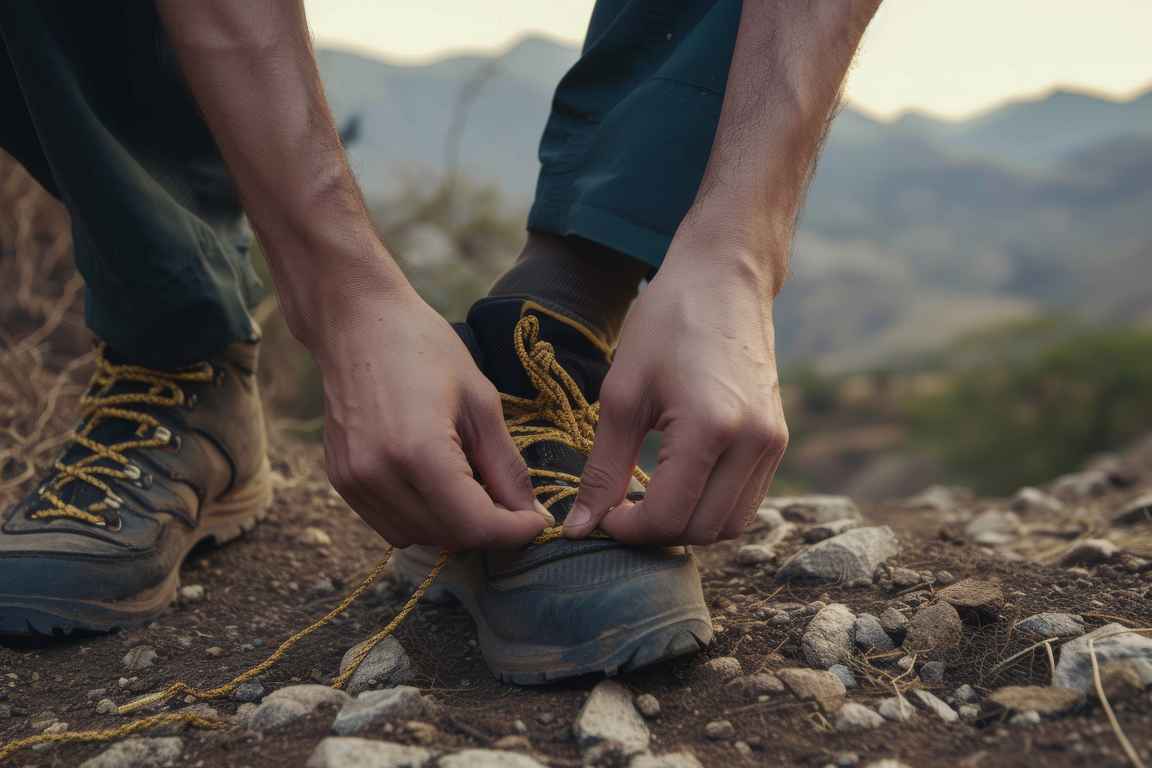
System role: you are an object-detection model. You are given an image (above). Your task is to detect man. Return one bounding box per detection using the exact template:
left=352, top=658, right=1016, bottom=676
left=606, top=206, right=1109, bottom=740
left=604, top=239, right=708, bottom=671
left=0, top=1, right=878, bottom=682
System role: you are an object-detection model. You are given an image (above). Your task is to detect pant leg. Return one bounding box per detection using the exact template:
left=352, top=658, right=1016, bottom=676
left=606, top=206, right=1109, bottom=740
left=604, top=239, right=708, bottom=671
left=0, top=2, right=260, bottom=368
left=527, top=0, right=741, bottom=270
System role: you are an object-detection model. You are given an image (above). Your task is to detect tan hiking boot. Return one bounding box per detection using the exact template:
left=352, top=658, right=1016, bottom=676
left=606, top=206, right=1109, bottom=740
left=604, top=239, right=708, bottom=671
left=0, top=339, right=271, bottom=635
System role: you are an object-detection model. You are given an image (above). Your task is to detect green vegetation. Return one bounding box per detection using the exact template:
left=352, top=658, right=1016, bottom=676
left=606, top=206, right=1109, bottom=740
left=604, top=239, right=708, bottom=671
left=907, top=325, right=1152, bottom=493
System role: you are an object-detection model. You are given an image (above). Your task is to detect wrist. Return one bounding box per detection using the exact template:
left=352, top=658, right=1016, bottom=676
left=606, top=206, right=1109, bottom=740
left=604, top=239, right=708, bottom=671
left=266, top=228, right=414, bottom=353
left=667, top=205, right=791, bottom=300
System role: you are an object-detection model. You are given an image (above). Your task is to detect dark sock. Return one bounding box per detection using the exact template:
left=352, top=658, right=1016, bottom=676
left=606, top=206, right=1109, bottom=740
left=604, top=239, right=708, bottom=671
left=488, top=232, right=649, bottom=342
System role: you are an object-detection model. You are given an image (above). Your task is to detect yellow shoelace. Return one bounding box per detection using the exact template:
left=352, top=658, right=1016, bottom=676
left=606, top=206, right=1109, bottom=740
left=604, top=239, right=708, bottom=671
left=31, top=352, right=214, bottom=526
left=0, top=312, right=642, bottom=762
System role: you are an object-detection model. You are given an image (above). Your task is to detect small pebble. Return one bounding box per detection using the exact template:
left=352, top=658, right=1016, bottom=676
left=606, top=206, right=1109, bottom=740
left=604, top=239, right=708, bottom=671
left=705, top=720, right=735, bottom=740
left=635, top=693, right=661, bottom=718
left=179, top=584, right=206, bottom=602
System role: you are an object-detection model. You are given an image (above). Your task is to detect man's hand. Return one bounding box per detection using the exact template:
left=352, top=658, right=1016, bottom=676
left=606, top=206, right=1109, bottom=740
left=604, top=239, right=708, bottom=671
left=315, top=279, right=551, bottom=551
left=566, top=230, right=788, bottom=545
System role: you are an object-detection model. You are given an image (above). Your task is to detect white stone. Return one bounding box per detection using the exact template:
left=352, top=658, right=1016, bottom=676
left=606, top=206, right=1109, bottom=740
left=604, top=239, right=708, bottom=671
left=299, top=526, right=333, bottom=546
left=965, top=509, right=1020, bottom=545
left=772, top=496, right=862, bottom=524
left=121, top=646, right=157, bottom=671
left=777, top=527, right=899, bottom=584
left=835, top=702, right=885, bottom=731
left=908, top=689, right=958, bottom=722
left=630, top=753, right=704, bottom=768
left=79, top=737, right=183, bottom=768
left=802, top=603, right=856, bottom=668
left=1053, top=623, right=1152, bottom=692
left=339, top=637, right=415, bottom=695
left=306, top=737, right=435, bottom=768
left=178, top=584, right=205, bottom=602
left=574, top=680, right=650, bottom=755
left=876, top=696, right=916, bottom=722
left=249, top=685, right=350, bottom=732
left=735, top=544, right=775, bottom=566
left=756, top=506, right=786, bottom=529
left=439, top=750, right=546, bottom=768
left=1015, top=612, right=1085, bottom=639
left=332, top=687, right=435, bottom=736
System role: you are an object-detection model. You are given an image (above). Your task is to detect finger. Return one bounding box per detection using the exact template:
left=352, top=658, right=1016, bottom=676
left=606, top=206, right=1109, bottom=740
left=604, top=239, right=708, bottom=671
left=718, top=449, right=782, bottom=541
left=566, top=376, right=651, bottom=538
left=679, top=438, right=767, bottom=545
left=599, top=422, right=724, bottom=545
left=409, top=441, right=549, bottom=551
left=461, top=384, right=553, bottom=525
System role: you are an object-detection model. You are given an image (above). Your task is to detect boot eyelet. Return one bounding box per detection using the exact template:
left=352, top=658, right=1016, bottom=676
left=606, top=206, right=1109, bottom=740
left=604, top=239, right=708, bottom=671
left=104, top=515, right=123, bottom=532
left=135, top=472, right=154, bottom=490
left=169, top=434, right=183, bottom=452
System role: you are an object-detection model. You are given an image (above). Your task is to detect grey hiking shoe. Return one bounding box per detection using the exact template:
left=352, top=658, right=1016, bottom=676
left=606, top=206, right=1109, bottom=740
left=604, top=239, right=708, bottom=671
left=394, top=297, right=712, bottom=684
left=0, top=339, right=271, bottom=635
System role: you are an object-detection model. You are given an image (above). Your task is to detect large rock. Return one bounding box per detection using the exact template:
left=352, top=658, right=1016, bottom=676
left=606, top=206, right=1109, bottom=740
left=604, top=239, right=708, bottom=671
left=854, top=613, right=897, bottom=652
left=904, top=602, right=963, bottom=652
left=776, top=668, right=846, bottom=713
left=306, top=737, right=435, bottom=768
left=988, top=686, right=1084, bottom=716
left=771, top=495, right=861, bottom=524
left=249, top=685, right=349, bottom=732
left=332, top=687, right=435, bottom=736
left=935, top=579, right=1004, bottom=622
left=1053, top=623, right=1152, bottom=692
left=802, top=604, right=856, bottom=668
left=439, top=750, right=546, bottom=768
left=338, top=637, right=415, bottom=695
left=80, top=738, right=183, bottom=768
left=777, top=527, right=899, bottom=584
left=574, top=680, right=650, bottom=755
left=1015, top=613, right=1085, bottom=639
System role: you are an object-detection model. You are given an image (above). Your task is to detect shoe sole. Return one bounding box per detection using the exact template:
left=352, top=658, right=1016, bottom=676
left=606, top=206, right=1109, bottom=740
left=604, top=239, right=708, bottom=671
left=0, top=461, right=273, bottom=637
left=393, top=547, right=714, bottom=685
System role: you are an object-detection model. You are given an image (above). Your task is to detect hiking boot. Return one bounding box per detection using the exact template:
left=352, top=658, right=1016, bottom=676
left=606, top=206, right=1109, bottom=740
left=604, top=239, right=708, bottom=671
left=0, top=339, right=271, bottom=635
left=394, top=297, right=712, bottom=684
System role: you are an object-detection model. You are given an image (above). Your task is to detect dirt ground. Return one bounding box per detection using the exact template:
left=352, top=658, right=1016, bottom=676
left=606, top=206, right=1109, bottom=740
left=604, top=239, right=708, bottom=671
left=2, top=436, right=1152, bottom=767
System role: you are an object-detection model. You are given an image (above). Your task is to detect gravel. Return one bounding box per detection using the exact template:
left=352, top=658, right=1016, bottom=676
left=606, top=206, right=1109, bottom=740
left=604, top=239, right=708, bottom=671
left=573, top=680, right=650, bottom=756
left=305, top=737, right=435, bottom=768
left=332, top=687, right=435, bottom=736
left=338, top=637, right=415, bottom=695
left=79, top=737, right=184, bottom=768
left=1015, top=612, right=1085, bottom=638
left=1053, top=623, right=1152, bottom=692
left=778, top=526, right=900, bottom=584
left=835, top=702, right=885, bottom=731
left=904, top=602, right=963, bottom=652
left=853, top=613, right=896, bottom=652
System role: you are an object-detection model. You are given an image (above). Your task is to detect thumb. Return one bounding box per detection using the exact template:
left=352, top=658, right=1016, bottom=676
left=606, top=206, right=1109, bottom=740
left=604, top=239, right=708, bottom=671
left=464, top=386, right=555, bottom=527
left=568, top=387, right=649, bottom=538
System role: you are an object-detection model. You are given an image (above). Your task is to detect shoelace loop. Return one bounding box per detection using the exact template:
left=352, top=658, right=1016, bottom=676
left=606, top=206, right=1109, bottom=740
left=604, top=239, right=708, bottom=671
left=503, top=314, right=648, bottom=521
left=31, top=350, right=214, bottom=526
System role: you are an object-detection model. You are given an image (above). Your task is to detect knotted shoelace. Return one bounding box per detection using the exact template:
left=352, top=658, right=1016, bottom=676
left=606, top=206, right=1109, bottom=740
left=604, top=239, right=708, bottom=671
left=31, top=352, right=214, bottom=526
left=0, top=313, right=643, bottom=761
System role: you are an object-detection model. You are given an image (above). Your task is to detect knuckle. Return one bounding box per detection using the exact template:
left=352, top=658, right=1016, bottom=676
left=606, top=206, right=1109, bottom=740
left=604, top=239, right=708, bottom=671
left=579, top=461, right=620, bottom=495
left=649, top=515, right=689, bottom=543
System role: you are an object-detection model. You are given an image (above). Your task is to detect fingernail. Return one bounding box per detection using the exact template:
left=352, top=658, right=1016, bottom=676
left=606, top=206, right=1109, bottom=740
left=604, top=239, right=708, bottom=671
left=566, top=503, right=591, bottom=529
left=534, top=501, right=556, bottom=526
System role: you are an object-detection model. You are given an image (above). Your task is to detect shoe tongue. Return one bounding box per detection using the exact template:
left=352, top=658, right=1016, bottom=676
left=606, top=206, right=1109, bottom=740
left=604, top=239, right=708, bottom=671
left=466, top=297, right=611, bottom=401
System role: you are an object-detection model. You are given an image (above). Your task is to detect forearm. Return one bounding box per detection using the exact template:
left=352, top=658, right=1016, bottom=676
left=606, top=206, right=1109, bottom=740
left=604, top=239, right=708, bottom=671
left=156, top=0, right=407, bottom=348
left=677, top=0, right=882, bottom=297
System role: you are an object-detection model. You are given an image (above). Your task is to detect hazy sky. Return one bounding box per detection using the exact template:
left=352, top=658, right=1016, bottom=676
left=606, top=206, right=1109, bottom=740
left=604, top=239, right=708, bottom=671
left=304, top=0, right=1151, bottom=119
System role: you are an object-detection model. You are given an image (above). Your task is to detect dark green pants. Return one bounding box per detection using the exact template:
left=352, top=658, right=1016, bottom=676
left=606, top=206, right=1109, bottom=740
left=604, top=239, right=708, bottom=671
left=1, top=0, right=737, bottom=366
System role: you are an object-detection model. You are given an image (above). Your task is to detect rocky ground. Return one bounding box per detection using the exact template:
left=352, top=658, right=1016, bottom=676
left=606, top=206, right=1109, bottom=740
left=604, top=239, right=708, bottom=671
left=2, top=436, right=1152, bottom=768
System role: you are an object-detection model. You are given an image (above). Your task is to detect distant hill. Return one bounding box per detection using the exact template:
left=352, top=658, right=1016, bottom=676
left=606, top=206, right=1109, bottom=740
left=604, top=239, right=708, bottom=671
left=318, top=37, right=1152, bottom=369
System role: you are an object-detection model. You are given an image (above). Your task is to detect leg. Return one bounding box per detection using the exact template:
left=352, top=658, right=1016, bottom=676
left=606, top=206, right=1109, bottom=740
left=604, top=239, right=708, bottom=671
left=490, top=0, right=741, bottom=341
left=0, top=3, right=270, bottom=636
left=404, top=0, right=742, bottom=683
left=0, top=1, right=259, bottom=368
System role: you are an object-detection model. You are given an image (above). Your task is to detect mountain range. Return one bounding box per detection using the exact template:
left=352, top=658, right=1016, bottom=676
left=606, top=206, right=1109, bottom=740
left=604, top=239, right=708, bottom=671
left=317, top=36, right=1152, bottom=369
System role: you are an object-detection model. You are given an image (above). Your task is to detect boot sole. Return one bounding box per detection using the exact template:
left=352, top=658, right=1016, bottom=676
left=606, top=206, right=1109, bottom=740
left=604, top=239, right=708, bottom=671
left=393, top=547, right=714, bottom=685
left=0, top=461, right=273, bottom=637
